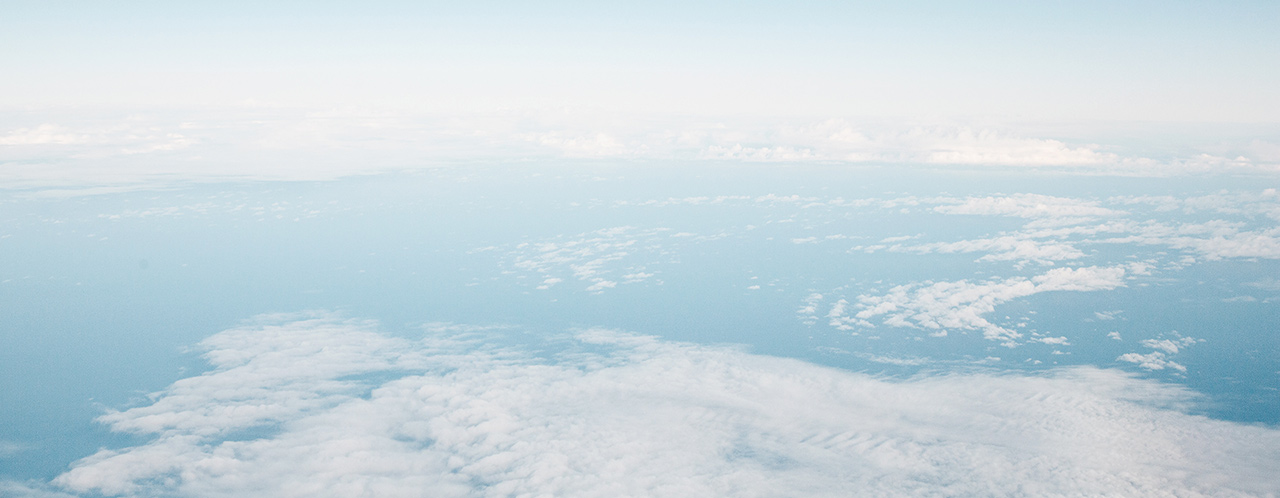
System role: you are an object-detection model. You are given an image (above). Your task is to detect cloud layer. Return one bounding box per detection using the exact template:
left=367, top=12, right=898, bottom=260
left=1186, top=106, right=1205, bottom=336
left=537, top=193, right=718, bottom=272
left=54, top=314, right=1280, bottom=497
left=4, top=112, right=1277, bottom=193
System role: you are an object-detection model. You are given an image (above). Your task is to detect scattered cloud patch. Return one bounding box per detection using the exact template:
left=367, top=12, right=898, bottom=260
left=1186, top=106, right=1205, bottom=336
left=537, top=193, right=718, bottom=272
left=1035, top=336, right=1071, bottom=346
left=585, top=280, right=617, bottom=293
left=1117, top=352, right=1186, bottom=372
left=853, top=266, right=1128, bottom=346
left=1095, top=310, right=1122, bottom=321
left=506, top=227, right=675, bottom=294
left=1140, top=337, right=1199, bottom=355
left=1119, top=335, right=1200, bottom=372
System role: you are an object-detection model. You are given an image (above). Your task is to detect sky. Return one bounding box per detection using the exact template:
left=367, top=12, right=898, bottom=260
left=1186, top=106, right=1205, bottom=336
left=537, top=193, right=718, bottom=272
left=3, top=1, right=1278, bottom=194
left=3, top=2, right=1280, bottom=497
left=3, top=0, right=1279, bottom=121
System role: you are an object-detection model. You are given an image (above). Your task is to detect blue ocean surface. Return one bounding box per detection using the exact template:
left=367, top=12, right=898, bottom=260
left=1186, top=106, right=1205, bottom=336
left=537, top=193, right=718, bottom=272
left=2, top=163, right=1278, bottom=495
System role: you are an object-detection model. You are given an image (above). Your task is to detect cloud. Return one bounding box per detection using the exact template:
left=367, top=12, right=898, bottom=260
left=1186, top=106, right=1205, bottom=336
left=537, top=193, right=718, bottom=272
left=1114, top=190, right=1280, bottom=221
left=585, top=280, right=617, bottom=292
left=0, top=124, right=86, bottom=146
left=825, top=299, right=858, bottom=332
left=54, top=314, right=1280, bottom=497
left=1118, top=336, right=1199, bottom=372
left=932, top=194, right=1123, bottom=220
left=1245, top=277, right=1280, bottom=291
left=706, top=121, right=1131, bottom=167
left=0, top=481, right=78, bottom=498
left=6, top=111, right=1278, bottom=194
left=1117, top=352, right=1186, bottom=372
left=1100, top=222, right=1280, bottom=260
left=853, top=266, right=1129, bottom=346
left=797, top=293, right=823, bottom=325
left=507, top=227, right=672, bottom=294
left=0, top=440, right=27, bottom=458
left=896, top=236, right=1086, bottom=264
left=1095, top=310, right=1122, bottom=321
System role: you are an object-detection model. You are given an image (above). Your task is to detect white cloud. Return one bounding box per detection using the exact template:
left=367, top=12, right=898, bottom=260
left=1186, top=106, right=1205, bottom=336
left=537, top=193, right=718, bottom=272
left=852, top=353, right=932, bottom=366
left=621, top=272, right=653, bottom=283
left=897, top=236, right=1085, bottom=264
left=1140, top=337, right=1199, bottom=355
left=54, top=315, right=1280, bottom=497
left=1095, top=310, right=1122, bottom=321
left=1114, top=190, right=1280, bottom=221
left=1101, top=222, right=1280, bottom=260
left=585, top=280, right=617, bottom=292
left=853, top=266, right=1128, bottom=346
left=1119, top=336, right=1199, bottom=372
left=0, top=481, right=78, bottom=498
left=933, top=194, right=1123, bottom=220
left=702, top=144, right=820, bottom=162
left=797, top=293, right=823, bottom=325
left=1117, top=352, right=1186, bottom=372
left=0, top=124, right=86, bottom=146
left=825, top=299, right=861, bottom=332
left=523, top=131, right=632, bottom=158
left=5, top=112, right=1276, bottom=194
left=1142, top=339, right=1182, bottom=354
left=507, top=227, right=674, bottom=294
left=715, top=121, right=1131, bottom=167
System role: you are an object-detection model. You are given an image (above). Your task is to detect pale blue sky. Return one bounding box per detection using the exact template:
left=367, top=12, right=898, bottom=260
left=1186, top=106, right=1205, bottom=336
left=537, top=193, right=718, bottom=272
left=3, top=0, right=1278, bottom=121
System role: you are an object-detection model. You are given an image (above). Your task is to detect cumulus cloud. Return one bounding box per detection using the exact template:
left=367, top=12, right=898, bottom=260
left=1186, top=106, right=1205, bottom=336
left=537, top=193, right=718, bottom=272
left=1117, top=352, right=1186, bottom=372
left=1118, top=335, right=1199, bottom=372
left=1141, top=338, right=1197, bottom=355
left=853, top=266, right=1129, bottom=346
left=55, top=314, right=1280, bottom=497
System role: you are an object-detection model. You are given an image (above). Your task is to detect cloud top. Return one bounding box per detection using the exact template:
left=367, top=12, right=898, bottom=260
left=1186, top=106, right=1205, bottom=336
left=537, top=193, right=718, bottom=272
left=54, top=314, right=1280, bottom=497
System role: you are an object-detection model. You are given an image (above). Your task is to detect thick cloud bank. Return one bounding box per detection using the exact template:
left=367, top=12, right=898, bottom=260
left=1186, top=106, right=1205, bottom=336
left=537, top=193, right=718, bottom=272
left=56, top=314, right=1280, bottom=497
